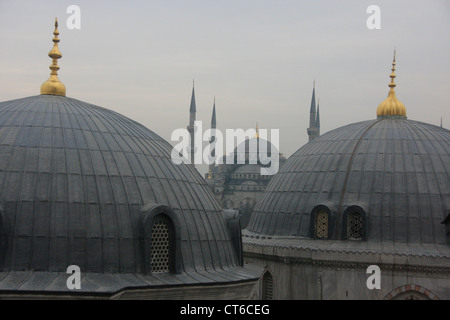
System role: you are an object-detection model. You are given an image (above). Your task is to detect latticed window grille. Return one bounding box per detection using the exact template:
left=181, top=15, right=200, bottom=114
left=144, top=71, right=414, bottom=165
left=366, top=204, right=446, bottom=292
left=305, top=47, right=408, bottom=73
left=316, top=210, right=329, bottom=239
left=347, top=212, right=363, bottom=240
left=151, top=220, right=170, bottom=273
left=263, top=272, right=273, bottom=300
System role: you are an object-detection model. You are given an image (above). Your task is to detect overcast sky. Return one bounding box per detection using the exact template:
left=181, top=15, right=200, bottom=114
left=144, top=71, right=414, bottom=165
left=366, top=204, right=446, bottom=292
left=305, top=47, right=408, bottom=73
left=0, top=0, right=449, bottom=175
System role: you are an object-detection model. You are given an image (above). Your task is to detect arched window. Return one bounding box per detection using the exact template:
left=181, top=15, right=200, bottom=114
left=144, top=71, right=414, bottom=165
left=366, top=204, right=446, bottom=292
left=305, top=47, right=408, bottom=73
left=343, top=205, right=367, bottom=241
left=150, top=216, right=171, bottom=273
left=139, top=204, right=180, bottom=274
left=401, top=292, right=432, bottom=300
left=385, top=284, right=439, bottom=300
left=310, top=205, right=333, bottom=239
left=316, top=210, right=329, bottom=239
left=262, top=271, right=274, bottom=300
left=347, top=212, right=362, bottom=240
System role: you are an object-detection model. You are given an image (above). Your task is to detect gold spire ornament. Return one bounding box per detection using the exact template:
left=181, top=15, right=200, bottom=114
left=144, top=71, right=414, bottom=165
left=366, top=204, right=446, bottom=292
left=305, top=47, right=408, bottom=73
left=255, top=122, right=260, bottom=139
left=40, top=18, right=66, bottom=96
left=376, top=50, right=406, bottom=118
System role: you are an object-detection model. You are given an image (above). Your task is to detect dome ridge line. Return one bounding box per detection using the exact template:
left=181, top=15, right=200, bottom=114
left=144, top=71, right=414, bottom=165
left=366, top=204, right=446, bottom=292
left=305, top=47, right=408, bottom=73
left=336, top=119, right=382, bottom=236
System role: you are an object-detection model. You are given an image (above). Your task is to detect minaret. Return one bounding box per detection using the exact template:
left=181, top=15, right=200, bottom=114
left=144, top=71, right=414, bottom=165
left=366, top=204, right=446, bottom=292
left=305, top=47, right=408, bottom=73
left=187, top=81, right=196, bottom=165
left=211, top=97, right=216, bottom=131
left=315, top=99, right=320, bottom=136
left=40, top=18, right=66, bottom=96
left=209, top=97, right=217, bottom=174
left=307, top=81, right=319, bottom=142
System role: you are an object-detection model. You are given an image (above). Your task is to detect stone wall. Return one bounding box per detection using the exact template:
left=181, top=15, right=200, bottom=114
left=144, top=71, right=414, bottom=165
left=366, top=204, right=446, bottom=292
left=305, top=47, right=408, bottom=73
left=244, top=241, right=450, bottom=300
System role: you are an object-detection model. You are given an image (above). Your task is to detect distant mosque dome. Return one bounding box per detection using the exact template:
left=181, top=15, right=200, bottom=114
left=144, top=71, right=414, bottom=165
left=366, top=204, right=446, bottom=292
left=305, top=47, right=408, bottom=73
left=232, top=135, right=285, bottom=168
left=228, top=123, right=287, bottom=168
left=0, top=18, right=260, bottom=298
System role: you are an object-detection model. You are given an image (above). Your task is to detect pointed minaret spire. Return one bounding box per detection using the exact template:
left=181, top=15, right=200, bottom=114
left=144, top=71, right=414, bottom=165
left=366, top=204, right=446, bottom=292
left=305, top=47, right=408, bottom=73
left=189, top=81, right=196, bottom=113
left=211, top=97, right=216, bottom=128
left=315, top=99, right=320, bottom=130
left=210, top=97, right=217, bottom=147
left=40, top=18, right=66, bottom=96
left=255, top=122, right=260, bottom=139
left=187, top=81, right=197, bottom=165
left=209, top=98, right=217, bottom=174
left=310, top=81, right=316, bottom=113
left=307, top=82, right=319, bottom=142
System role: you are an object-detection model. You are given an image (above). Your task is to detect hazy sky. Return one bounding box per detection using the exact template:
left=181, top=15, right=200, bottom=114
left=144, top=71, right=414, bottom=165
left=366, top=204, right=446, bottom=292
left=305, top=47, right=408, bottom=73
left=0, top=0, right=449, bottom=175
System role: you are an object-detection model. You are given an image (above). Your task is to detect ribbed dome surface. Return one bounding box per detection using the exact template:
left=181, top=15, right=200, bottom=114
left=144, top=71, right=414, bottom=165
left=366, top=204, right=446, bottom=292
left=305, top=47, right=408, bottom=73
left=246, top=117, right=450, bottom=245
left=0, top=95, right=239, bottom=274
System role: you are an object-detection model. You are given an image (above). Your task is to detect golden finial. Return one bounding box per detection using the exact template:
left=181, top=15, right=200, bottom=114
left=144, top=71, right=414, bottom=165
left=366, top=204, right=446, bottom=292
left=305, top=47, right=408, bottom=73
left=376, top=49, right=406, bottom=118
left=254, top=122, right=260, bottom=138
left=40, top=18, right=66, bottom=96
left=208, top=168, right=212, bottom=179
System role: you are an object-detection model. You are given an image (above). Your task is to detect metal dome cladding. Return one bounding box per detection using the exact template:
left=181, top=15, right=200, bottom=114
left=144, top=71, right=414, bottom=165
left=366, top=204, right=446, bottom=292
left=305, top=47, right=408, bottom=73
left=0, top=94, right=242, bottom=275
left=246, top=117, right=450, bottom=245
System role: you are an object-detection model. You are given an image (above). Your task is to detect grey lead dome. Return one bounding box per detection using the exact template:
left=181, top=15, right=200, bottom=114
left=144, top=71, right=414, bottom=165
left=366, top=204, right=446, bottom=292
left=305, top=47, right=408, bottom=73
left=246, top=117, right=450, bottom=245
left=0, top=95, right=248, bottom=281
